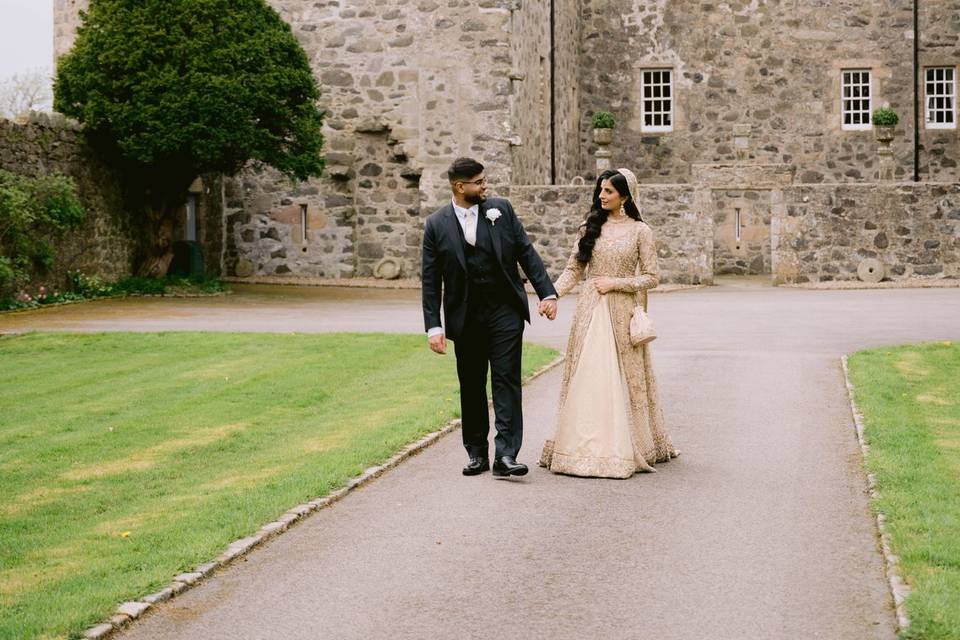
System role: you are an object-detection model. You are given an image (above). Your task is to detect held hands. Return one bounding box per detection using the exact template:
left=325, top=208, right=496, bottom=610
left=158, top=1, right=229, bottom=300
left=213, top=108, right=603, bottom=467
left=593, top=277, right=617, bottom=294
left=538, top=298, right=558, bottom=321
left=428, top=333, right=446, bottom=355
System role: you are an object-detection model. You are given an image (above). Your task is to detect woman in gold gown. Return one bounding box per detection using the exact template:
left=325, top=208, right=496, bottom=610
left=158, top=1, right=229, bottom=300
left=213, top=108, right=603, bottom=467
left=540, top=168, right=678, bottom=478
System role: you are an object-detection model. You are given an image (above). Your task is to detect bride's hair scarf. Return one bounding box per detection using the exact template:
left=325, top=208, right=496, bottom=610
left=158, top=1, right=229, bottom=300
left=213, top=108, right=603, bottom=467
left=576, top=169, right=643, bottom=264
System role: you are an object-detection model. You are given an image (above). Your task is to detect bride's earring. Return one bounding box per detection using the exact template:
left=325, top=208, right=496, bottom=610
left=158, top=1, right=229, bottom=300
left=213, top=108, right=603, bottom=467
left=619, top=203, right=626, bottom=216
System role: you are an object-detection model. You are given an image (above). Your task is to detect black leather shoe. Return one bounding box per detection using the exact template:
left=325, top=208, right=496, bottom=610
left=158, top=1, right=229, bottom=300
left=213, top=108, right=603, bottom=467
left=462, top=457, right=490, bottom=476
left=492, top=456, right=528, bottom=477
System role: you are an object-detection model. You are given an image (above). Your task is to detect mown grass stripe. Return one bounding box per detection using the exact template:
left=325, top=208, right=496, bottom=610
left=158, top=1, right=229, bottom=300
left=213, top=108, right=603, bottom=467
left=0, top=332, right=557, bottom=640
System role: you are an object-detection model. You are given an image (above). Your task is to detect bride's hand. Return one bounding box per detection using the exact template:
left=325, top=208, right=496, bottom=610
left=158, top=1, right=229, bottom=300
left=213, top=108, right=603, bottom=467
left=593, top=277, right=617, bottom=294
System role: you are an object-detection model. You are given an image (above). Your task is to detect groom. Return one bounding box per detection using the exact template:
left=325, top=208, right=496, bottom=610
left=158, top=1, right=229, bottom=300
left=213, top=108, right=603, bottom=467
left=421, top=157, right=558, bottom=477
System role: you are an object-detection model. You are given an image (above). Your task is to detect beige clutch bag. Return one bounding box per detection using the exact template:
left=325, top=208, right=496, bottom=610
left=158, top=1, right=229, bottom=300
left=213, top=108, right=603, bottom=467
left=629, top=305, right=657, bottom=346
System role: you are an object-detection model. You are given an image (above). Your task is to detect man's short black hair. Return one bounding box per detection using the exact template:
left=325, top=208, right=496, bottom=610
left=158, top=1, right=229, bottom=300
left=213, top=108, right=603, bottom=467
left=447, top=157, right=485, bottom=182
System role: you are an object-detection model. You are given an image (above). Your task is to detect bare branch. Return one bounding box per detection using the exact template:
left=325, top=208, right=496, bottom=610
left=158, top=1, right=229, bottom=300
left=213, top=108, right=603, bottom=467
left=0, top=68, right=54, bottom=120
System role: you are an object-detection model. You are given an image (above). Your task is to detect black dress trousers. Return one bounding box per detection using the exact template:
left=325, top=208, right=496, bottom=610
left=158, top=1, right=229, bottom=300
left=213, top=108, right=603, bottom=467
left=454, top=287, right=525, bottom=460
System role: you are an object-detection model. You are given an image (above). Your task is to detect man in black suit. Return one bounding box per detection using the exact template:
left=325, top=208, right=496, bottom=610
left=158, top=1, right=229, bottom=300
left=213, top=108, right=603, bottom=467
left=421, top=157, right=558, bottom=478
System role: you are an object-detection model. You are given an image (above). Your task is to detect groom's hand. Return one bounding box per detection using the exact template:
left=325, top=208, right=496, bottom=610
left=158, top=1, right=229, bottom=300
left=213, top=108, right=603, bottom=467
left=538, top=299, right=557, bottom=321
left=428, top=334, right=446, bottom=354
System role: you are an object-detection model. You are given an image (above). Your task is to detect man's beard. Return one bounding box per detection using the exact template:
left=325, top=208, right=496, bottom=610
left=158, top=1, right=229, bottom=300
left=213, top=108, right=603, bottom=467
left=464, top=192, right=486, bottom=205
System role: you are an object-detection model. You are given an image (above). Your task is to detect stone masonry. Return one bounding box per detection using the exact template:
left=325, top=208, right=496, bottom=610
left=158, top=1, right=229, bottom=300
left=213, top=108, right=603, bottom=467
left=774, top=182, right=960, bottom=283
left=515, top=177, right=959, bottom=285
left=53, top=1, right=960, bottom=284
left=579, top=0, right=960, bottom=184
left=511, top=184, right=711, bottom=285
left=1, top=114, right=224, bottom=287
left=0, top=115, right=136, bottom=285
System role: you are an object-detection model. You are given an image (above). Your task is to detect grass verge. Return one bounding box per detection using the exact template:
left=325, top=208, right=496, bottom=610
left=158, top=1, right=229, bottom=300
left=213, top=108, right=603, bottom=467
left=0, top=332, right=558, bottom=639
left=848, top=341, right=960, bottom=639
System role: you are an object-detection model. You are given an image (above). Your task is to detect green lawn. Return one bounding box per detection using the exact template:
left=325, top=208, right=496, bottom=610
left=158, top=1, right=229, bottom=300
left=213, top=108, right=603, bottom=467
left=0, top=332, right=558, bottom=640
left=848, top=341, right=960, bottom=640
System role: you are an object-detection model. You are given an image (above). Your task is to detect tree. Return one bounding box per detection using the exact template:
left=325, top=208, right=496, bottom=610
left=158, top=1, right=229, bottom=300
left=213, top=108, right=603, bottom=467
left=54, top=0, right=325, bottom=276
left=0, top=68, right=54, bottom=119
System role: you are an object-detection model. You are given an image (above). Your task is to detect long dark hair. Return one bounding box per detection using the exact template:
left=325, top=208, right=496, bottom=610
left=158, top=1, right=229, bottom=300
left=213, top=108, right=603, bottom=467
left=576, top=170, right=642, bottom=264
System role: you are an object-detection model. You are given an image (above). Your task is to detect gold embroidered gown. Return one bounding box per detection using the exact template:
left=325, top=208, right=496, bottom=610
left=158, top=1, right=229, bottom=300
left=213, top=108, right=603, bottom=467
left=540, top=218, right=677, bottom=478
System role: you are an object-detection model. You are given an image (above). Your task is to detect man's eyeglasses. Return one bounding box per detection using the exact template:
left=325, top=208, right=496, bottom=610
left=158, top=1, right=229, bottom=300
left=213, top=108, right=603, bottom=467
left=459, top=177, right=487, bottom=186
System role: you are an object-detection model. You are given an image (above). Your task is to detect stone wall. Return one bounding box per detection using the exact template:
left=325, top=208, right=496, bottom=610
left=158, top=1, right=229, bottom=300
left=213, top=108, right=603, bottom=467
left=1, top=116, right=225, bottom=286
left=692, top=163, right=794, bottom=276
left=711, top=189, right=774, bottom=276
left=509, top=0, right=552, bottom=184
left=53, top=0, right=89, bottom=63
left=224, top=126, right=423, bottom=279
left=773, top=183, right=960, bottom=283
left=577, top=0, right=959, bottom=185
left=919, top=0, right=960, bottom=180
left=223, top=0, right=532, bottom=279
left=512, top=178, right=960, bottom=286
left=272, top=0, right=521, bottom=208
left=553, top=0, right=583, bottom=184
left=0, top=115, right=135, bottom=285
left=509, top=184, right=711, bottom=285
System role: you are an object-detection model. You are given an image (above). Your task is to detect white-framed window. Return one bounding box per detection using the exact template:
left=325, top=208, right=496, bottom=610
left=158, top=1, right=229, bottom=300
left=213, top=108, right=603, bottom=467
left=641, top=68, right=673, bottom=132
left=841, top=69, right=872, bottom=130
left=925, top=66, right=956, bottom=129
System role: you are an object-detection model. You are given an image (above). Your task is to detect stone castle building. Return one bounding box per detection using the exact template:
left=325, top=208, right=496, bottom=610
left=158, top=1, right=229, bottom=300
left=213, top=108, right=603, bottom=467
left=52, top=0, right=960, bottom=284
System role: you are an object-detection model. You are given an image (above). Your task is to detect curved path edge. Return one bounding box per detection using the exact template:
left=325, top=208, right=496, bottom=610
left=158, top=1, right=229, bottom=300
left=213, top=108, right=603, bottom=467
left=80, top=354, right=565, bottom=640
left=841, top=355, right=912, bottom=634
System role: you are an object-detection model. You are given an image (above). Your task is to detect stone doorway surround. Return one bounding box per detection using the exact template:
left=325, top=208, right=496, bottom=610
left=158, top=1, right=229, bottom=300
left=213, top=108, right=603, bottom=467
left=692, top=163, right=795, bottom=282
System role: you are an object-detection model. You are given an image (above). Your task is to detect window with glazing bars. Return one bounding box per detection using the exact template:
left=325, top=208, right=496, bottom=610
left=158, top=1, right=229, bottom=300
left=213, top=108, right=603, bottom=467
left=926, top=67, right=956, bottom=129
left=641, top=69, right=673, bottom=132
left=842, top=70, right=872, bottom=130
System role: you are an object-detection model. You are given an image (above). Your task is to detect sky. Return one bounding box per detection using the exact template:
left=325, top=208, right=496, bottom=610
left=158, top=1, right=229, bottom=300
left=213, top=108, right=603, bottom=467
left=0, top=0, right=54, bottom=80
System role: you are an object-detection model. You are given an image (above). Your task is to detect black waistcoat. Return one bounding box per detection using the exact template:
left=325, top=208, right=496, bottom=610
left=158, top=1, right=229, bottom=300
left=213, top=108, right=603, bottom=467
left=456, top=216, right=511, bottom=306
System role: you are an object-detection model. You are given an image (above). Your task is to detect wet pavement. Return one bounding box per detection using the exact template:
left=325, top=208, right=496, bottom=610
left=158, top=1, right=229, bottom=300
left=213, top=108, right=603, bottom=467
left=4, top=279, right=959, bottom=639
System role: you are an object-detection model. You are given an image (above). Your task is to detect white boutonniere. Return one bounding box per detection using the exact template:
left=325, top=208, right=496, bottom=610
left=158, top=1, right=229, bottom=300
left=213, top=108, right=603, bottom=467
left=485, top=208, right=502, bottom=226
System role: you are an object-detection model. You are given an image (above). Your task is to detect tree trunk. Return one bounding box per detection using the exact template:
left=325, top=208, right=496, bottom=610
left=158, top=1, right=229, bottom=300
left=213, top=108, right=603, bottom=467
left=136, top=201, right=177, bottom=278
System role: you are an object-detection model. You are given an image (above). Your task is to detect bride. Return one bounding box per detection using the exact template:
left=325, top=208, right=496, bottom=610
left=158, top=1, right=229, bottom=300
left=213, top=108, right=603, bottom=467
left=539, top=168, right=678, bottom=478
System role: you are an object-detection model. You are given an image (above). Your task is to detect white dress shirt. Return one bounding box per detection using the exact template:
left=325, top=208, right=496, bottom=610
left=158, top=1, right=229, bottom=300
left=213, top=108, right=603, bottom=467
left=452, top=199, right=479, bottom=246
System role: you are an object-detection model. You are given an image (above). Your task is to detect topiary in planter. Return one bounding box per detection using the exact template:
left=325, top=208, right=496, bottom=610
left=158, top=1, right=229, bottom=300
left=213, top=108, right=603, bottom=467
left=872, top=107, right=899, bottom=127
left=591, top=111, right=616, bottom=129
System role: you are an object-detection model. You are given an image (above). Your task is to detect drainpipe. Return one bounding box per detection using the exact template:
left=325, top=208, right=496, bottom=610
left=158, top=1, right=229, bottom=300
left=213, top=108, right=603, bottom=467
left=550, top=0, right=557, bottom=185
left=913, top=0, right=920, bottom=182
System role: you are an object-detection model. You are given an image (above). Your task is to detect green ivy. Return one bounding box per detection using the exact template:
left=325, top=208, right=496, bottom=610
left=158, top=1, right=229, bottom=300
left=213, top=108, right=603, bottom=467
left=0, top=169, right=86, bottom=301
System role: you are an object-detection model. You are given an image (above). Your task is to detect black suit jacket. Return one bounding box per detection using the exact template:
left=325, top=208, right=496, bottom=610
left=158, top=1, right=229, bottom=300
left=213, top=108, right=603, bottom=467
left=421, top=197, right=557, bottom=342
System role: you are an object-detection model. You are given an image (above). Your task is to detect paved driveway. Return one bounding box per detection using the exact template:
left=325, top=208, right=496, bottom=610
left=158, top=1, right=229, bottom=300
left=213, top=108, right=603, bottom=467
left=4, top=280, right=959, bottom=639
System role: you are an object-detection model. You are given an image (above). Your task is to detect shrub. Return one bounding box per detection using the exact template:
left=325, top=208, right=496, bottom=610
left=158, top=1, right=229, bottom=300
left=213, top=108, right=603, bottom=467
left=591, top=111, right=616, bottom=129
left=0, top=170, right=86, bottom=299
left=872, top=107, right=899, bottom=127
left=1, top=273, right=227, bottom=311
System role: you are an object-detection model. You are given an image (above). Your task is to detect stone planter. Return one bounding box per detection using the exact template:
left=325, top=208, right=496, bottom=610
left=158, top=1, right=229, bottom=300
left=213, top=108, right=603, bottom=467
left=875, top=125, right=895, bottom=180
left=592, top=127, right=614, bottom=145
left=593, top=128, right=613, bottom=171
left=874, top=125, right=895, bottom=144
